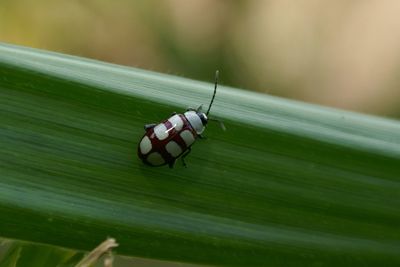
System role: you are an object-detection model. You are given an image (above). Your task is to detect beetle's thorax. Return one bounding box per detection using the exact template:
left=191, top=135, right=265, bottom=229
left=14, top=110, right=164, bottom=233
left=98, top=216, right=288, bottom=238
left=184, top=111, right=207, bottom=134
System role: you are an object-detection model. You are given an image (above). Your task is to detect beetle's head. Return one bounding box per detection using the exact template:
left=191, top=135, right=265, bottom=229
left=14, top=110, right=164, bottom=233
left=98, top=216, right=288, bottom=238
left=184, top=111, right=207, bottom=134
left=198, top=112, right=208, bottom=126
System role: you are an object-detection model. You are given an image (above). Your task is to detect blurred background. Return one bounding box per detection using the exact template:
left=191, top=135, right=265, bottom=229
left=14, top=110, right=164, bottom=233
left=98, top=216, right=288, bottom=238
left=2, top=0, right=400, bottom=118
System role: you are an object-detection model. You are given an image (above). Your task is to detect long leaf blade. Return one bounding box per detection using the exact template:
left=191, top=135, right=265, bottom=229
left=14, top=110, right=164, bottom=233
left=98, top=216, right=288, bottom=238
left=0, top=43, right=399, bottom=266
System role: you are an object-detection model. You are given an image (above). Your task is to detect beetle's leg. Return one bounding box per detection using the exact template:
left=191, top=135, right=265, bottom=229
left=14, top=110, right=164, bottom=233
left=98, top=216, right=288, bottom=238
left=198, top=134, right=207, bottom=140
left=168, top=159, right=176, bottom=169
left=181, top=147, right=192, bottom=168
left=187, top=105, right=203, bottom=112
left=171, top=112, right=177, bottom=116
left=196, top=104, right=203, bottom=112
left=144, top=124, right=156, bottom=131
left=209, top=118, right=226, bottom=131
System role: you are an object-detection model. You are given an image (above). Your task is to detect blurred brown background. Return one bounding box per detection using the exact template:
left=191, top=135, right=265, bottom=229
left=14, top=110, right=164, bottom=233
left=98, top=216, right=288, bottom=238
left=1, top=0, right=400, bottom=118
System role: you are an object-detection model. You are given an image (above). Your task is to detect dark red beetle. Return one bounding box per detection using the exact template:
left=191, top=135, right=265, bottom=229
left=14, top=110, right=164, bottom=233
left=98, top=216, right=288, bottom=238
left=138, top=71, right=222, bottom=168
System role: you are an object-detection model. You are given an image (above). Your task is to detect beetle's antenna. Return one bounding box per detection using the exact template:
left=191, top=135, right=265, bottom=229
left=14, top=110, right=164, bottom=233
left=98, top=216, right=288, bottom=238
left=206, top=70, right=219, bottom=116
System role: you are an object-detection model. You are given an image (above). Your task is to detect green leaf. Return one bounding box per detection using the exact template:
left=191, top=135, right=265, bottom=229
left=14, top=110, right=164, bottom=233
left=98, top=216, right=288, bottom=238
left=0, top=242, right=20, bottom=267
left=0, top=43, right=400, bottom=266
left=0, top=240, right=81, bottom=267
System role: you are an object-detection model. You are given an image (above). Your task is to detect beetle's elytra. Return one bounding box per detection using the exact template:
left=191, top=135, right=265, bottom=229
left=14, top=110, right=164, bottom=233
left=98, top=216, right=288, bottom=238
left=138, top=71, right=221, bottom=168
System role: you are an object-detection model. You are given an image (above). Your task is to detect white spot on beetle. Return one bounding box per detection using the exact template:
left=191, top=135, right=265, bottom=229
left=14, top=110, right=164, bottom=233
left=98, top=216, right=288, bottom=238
left=140, top=136, right=152, bottom=154
left=168, top=115, right=184, bottom=131
left=147, top=152, right=165, bottom=166
left=180, top=130, right=195, bottom=147
left=184, top=111, right=205, bottom=134
left=154, top=123, right=168, bottom=140
left=166, top=141, right=182, bottom=157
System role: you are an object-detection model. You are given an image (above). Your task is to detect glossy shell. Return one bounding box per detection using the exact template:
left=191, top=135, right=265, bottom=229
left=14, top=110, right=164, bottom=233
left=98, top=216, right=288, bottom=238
left=138, top=114, right=197, bottom=166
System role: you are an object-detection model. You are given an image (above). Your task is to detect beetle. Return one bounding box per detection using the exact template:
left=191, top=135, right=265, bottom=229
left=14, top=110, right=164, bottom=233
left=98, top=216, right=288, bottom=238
left=137, top=71, right=222, bottom=168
